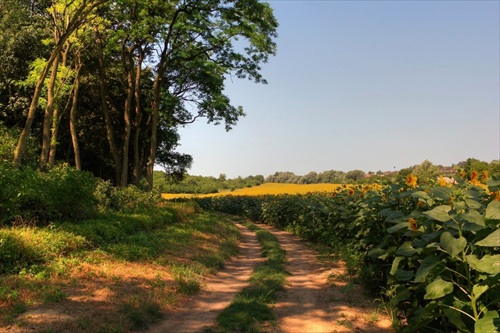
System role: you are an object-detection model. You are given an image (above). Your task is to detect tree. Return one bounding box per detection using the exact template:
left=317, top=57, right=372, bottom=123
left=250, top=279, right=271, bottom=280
left=13, top=0, right=109, bottom=166
left=345, top=170, right=365, bottom=182
left=0, top=0, right=50, bottom=129
left=413, top=159, right=441, bottom=184
left=458, top=158, right=489, bottom=176
left=3, top=0, right=278, bottom=191
left=146, top=0, right=278, bottom=190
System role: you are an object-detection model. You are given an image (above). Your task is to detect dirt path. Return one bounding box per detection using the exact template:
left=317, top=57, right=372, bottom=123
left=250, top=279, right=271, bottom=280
left=149, top=220, right=393, bottom=333
left=146, top=222, right=264, bottom=333
left=257, top=223, right=393, bottom=333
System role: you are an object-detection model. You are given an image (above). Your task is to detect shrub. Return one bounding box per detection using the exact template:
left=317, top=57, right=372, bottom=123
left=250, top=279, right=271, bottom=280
left=94, top=181, right=161, bottom=213
left=0, top=162, right=98, bottom=224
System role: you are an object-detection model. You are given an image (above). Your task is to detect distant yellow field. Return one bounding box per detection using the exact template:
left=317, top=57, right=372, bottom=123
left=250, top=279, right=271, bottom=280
left=161, top=183, right=343, bottom=200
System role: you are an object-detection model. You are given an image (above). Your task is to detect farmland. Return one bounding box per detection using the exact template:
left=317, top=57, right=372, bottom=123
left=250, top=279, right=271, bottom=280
left=161, top=182, right=344, bottom=199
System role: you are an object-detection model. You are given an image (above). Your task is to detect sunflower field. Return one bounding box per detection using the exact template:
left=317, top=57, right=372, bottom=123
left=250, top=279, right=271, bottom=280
left=194, top=173, right=500, bottom=332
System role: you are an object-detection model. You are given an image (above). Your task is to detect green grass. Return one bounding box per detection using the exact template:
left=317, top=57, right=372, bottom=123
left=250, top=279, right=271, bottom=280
left=0, top=202, right=241, bottom=331
left=212, top=218, right=288, bottom=333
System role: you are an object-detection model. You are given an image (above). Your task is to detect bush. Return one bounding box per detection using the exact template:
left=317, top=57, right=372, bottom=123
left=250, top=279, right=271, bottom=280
left=94, top=181, right=161, bottom=213
left=0, top=162, right=97, bottom=224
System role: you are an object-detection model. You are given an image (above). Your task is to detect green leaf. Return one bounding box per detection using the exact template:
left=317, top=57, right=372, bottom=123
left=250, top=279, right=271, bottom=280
left=443, top=308, right=470, bottom=332
left=424, top=205, right=452, bottom=222
left=440, top=231, right=467, bottom=257
left=367, top=247, right=385, bottom=258
left=475, top=229, right=500, bottom=247
left=453, top=200, right=467, bottom=212
left=414, top=256, right=442, bottom=283
left=387, top=222, right=409, bottom=233
left=472, top=283, right=490, bottom=300
left=465, top=199, right=482, bottom=210
left=462, top=210, right=485, bottom=226
left=467, top=254, right=500, bottom=275
left=396, top=241, right=418, bottom=257
left=429, top=187, right=453, bottom=201
left=378, top=246, right=397, bottom=260
left=475, top=311, right=500, bottom=333
left=424, top=276, right=454, bottom=300
left=485, top=201, right=500, bottom=220
left=395, top=269, right=414, bottom=281
left=390, top=256, right=404, bottom=276
left=411, top=191, right=431, bottom=199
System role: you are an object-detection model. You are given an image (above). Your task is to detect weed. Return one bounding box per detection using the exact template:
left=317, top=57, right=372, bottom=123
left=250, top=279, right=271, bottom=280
left=121, top=300, right=162, bottom=330
left=171, top=264, right=204, bottom=295
left=43, top=287, right=67, bottom=303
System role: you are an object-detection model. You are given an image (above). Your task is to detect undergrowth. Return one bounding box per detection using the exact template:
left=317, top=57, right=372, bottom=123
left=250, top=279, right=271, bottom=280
left=0, top=203, right=240, bottom=331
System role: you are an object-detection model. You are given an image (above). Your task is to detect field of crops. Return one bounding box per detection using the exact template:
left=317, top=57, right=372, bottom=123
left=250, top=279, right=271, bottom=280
left=191, top=174, right=500, bottom=333
left=161, top=182, right=344, bottom=199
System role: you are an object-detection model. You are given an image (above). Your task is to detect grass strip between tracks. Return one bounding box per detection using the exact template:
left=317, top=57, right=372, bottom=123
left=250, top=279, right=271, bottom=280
left=209, top=217, right=288, bottom=333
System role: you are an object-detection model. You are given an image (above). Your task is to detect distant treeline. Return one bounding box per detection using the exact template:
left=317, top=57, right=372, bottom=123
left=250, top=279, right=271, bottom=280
left=266, top=159, right=500, bottom=185
left=156, top=158, right=500, bottom=194
left=154, top=172, right=265, bottom=194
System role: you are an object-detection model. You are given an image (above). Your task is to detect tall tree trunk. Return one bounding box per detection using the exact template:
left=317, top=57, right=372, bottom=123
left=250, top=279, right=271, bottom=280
left=48, top=104, right=62, bottom=169
left=96, top=33, right=122, bottom=185
left=39, top=53, right=60, bottom=169
left=70, top=51, right=83, bottom=170
left=148, top=74, right=162, bottom=191
left=132, top=51, right=144, bottom=186
left=48, top=42, right=71, bottom=168
left=120, top=56, right=135, bottom=187
left=146, top=7, right=183, bottom=191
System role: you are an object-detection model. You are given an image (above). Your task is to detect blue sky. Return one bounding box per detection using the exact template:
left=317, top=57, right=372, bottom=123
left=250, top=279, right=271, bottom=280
left=177, top=0, right=500, bottom=178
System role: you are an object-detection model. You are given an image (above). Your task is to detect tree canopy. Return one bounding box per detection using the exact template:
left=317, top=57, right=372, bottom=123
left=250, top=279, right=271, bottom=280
left=0, top=0, right=278, bottom=188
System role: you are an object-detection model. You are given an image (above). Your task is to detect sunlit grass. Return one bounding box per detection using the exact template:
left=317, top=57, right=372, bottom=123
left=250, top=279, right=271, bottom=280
left=162, top=182, right=343, bottom=199
left=0, top=203, right=240, bottom=331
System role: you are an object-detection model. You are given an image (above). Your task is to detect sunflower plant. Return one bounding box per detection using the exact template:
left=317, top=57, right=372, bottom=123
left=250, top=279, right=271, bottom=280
left=370, top=179, right=499, bottom=332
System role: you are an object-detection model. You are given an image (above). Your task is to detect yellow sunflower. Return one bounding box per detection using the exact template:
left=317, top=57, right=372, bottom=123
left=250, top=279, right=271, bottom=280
left=405, top=174, right=418, bottom=188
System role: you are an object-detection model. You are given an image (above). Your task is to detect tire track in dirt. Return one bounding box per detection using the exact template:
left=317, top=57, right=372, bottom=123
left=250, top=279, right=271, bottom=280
left=147, top=221, right=264, bottom=333
left=256, top=223, right=393, bottom=333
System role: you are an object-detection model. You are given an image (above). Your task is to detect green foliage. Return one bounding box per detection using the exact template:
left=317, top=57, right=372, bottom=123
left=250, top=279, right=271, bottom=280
left=197, top=177, right=500, bottom=332
left=1, top=0, right=278, bottom=186
left=412, top=159, right=441, bottom=184
left=0, top=162, right=98, bottom=224
left=0, top=227, right=86, bottom=274
left=266, top=170, right=349, bottom=184
left=0, top=122, right=37, bottom=166
left=154, top=171, right=265, bottom=194
left=94, top=180, right=161, bottom=212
